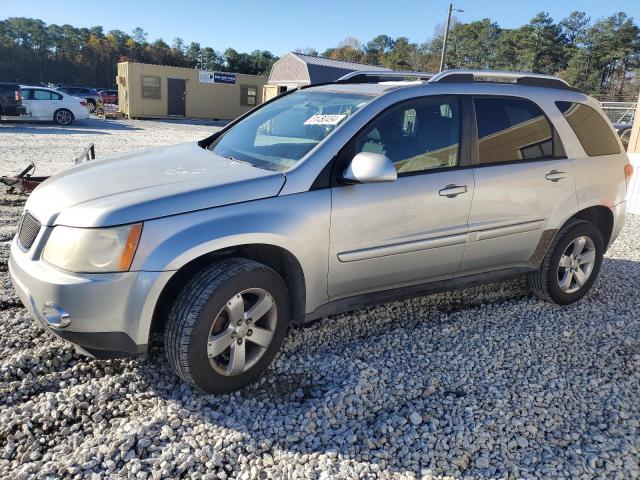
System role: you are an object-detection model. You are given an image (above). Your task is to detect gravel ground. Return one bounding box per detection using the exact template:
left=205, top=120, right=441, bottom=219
left=0, top=187, right=638, bottom=479
left=0, top=118, right=224, bottom=177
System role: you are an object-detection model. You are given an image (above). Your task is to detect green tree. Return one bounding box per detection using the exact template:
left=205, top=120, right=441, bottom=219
left=563, top=12, right=640, bottom=95
left=560, top=11, right=590, bottom=47
left=172, top=37, right=185, bottom=54
left=528, top=12, right=567, bottom=73
left=185, top=41, right=201, bottom=67
left=363, top=35, right=395, bottom=65
left=201, top=47, right=224, bottom=71
left=449, top=19, right=500, bottom=69
left=383, top=37, right=415, bottom=70
left=131, top=27, right=147, bottom=44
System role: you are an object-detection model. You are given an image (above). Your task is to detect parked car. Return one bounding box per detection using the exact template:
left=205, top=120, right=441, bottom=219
left=56, top=86, right=102, bottom=113
left=16, top=86, right=89, bottom=125
left=0, top=82, right=26, bottom=118
left=9, top=69, right=631, bottom=394
left=613, top=122, right=633, bottom=151
left=98, top=89, right=118, bottom=105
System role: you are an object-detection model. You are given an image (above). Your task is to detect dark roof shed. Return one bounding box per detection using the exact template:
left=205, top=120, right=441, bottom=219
left=268, top=52, right=389, bottom=86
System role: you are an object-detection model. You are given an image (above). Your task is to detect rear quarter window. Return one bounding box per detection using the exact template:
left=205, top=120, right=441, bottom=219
left=556, top=101, right=620, bottom=156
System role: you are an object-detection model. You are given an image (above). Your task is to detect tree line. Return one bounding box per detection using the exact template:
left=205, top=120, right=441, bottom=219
left=0, top=19, right=277, bottom=88
left=1, top=12, right=638, bottom=98
left=315, top=11, right=640, bottom=99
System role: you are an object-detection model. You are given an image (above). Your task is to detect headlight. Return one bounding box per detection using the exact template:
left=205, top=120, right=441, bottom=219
left=43, top=223, right=142, bottom=273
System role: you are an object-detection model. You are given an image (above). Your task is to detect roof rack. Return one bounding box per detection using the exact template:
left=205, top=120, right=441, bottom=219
left=336, top=70, right=435, bottom=84
left=428, top=69, right=576, bottom=91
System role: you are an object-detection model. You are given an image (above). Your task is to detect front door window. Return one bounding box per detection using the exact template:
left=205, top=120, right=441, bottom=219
left=354, top=97, right=461, bottom=174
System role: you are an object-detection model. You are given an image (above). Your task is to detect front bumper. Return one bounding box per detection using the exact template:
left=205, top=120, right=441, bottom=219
left=9, top=235, right=172, bottom=358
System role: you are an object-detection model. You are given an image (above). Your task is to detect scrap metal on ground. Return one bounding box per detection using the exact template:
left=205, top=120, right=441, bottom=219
left=1, top=143, right=95, bottom=194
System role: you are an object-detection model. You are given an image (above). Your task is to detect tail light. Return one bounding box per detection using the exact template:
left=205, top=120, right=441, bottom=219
left=80, top=100, right=87, bottom=107
left=15, top=90, right=21, bottom=101
left=624, top=163, right=634, bottom=189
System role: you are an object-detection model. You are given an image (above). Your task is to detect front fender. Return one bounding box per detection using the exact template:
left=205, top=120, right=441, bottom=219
left=131, top=191, right=331, bottom=314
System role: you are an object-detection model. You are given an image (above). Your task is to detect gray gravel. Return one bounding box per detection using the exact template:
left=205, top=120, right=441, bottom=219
left=1, top=190, right=639, bottom=479
left=0, top=118, right=223, bottom=177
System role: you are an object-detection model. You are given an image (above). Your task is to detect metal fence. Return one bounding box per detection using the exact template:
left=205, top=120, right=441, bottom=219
left=599, top=101, right=637, bottom=125
left=596, top=96, right=638, bottom=123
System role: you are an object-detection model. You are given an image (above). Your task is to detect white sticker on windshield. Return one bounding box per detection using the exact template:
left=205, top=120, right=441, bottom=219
left=304, top=114, right=347, bottom=125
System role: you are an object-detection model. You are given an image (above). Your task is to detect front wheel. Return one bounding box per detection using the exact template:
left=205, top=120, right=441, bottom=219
left=164, top=258, right=289, bottom=394
left=528, top=219, right=604, bottom=304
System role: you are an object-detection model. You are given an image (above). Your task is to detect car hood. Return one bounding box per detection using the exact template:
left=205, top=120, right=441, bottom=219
left=25, top=143, right=286, bottom=227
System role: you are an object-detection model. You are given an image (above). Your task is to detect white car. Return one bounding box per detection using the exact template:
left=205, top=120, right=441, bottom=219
left=17, top=86, right=89, bottom=125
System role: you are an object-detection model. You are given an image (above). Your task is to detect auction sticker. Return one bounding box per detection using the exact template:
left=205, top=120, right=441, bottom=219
left=304, top=114, right=347, bottom=125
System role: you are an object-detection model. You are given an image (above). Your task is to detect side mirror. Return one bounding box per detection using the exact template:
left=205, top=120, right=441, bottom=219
left=342, top=152, right=397, bottom=184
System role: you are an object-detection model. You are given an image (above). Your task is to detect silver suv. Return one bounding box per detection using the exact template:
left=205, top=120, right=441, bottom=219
left=9, top=70, right=631, bottom=393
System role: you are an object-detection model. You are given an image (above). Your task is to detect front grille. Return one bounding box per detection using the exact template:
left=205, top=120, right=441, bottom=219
left=18, top=212, right=41, bottom=250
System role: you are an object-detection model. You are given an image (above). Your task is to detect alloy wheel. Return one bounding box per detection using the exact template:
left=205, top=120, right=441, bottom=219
left=557, top=236, right=596, bottom=294
left=207, top=288, right=277, bottom=376
left=56, top=110, right=72, bottom=125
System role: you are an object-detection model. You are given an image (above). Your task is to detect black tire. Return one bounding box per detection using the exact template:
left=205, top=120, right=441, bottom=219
left=53, top=108, right=74, bottom=126
left=87, top=99, right=96, bottom=113
left=528, top=219, right=604, bottom=305
left=164, top=258, right=289, bottom=394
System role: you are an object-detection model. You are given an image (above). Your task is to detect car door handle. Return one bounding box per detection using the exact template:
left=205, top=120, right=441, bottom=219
left=545, top=170, right=567, bottom=182
left=439, top=184, right=468, bottom=198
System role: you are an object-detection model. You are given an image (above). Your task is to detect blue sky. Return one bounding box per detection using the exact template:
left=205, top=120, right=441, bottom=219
left=2, top=0, right=639, bottom=55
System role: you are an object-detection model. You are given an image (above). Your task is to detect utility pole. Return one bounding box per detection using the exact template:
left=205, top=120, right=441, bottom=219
left=439, top=3, right=463, bottom=72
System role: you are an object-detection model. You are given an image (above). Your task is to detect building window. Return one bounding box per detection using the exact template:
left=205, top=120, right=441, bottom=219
left=142, top=76, right=161, bottom=99
left=241, top=85, right=257, bottom=106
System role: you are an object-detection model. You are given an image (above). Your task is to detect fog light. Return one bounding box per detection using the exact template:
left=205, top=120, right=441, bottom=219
left=42, top=302, right=70, bottom=329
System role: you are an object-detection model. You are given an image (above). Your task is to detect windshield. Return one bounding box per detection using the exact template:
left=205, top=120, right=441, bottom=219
left=210, top=90, right=374, bottom=171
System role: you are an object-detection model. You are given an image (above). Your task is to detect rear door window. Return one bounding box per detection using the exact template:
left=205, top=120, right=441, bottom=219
left=474, top=97, right=561, bottom=164
left=556, top=101, right=620, bottom=156
left=32, top=89, right=53, bottom=100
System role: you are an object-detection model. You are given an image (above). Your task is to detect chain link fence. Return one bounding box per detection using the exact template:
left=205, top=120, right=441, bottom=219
left=598, top=101, right=636, bottom=124
left=593, top=93, right=637, bottom=125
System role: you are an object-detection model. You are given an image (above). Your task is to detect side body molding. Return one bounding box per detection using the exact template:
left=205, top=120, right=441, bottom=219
left=338, top=233, right=468, bottom=263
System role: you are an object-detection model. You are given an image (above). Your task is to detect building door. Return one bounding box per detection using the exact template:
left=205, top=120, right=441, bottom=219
left=167, top=78, right=186, bottom=116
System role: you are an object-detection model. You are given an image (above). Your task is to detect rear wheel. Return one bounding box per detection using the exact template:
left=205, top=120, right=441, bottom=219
left=53, top=108, right=74, bottom=126
left=164, top=258, right=289, bottom=394
left=528, top=219, right=604, bottom=304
